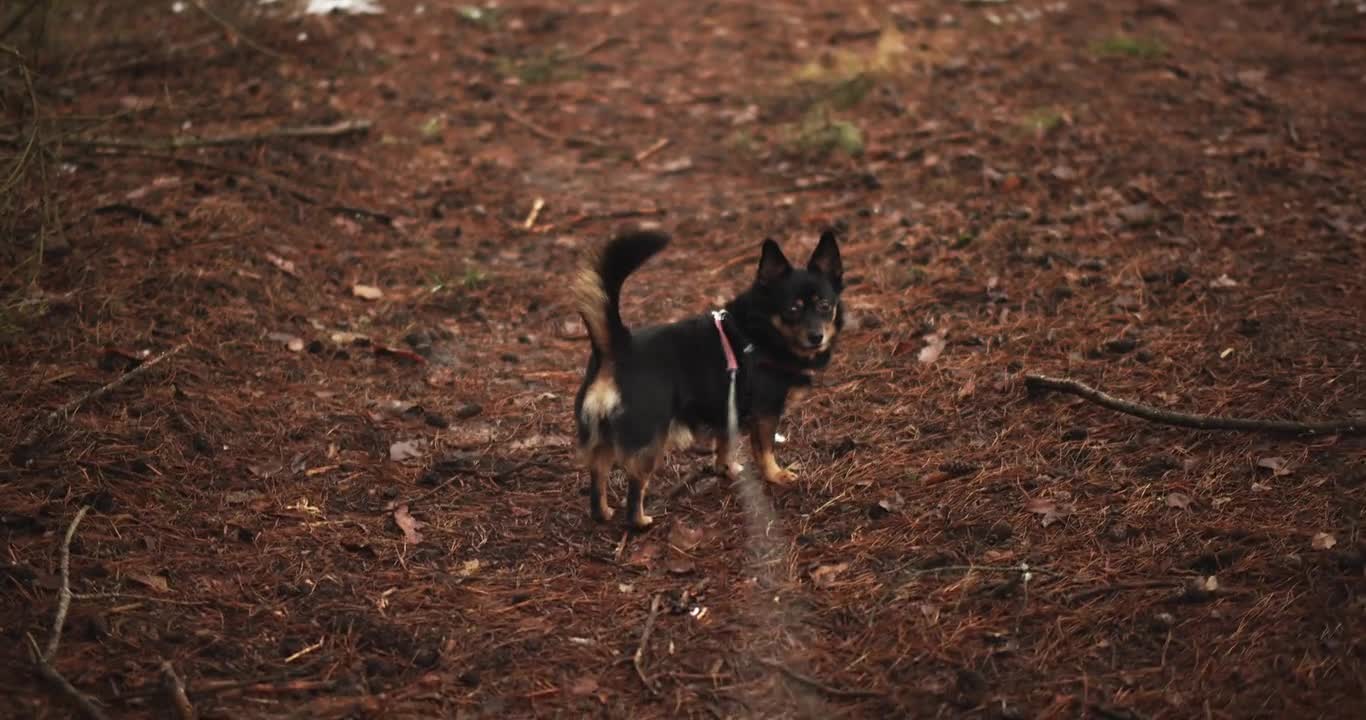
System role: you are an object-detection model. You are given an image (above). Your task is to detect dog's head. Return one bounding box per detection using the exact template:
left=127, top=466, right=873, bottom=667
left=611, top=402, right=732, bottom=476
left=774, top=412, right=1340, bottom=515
left=751, top=229, right=845, bottom=360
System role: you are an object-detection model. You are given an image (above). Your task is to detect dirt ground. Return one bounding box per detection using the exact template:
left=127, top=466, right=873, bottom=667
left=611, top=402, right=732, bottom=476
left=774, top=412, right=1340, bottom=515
left=2, top=0, right=1365, bottom=718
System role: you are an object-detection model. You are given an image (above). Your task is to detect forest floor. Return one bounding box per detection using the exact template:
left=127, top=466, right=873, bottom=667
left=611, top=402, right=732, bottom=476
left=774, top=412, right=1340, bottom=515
left=2, top=0, right=1364, bottom=718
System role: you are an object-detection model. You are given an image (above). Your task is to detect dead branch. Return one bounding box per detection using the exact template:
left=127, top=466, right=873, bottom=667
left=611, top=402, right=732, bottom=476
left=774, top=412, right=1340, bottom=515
left=757, top=658, right=884, bottom=700
left=499, top=104, right=605, bottom=148
left=1024, top=373, right=1364, bottom=436
left=13, top=345, right=185, bottom=463
left=63, top=119, right=371, bottom=151
left=160, top=661, right=198, bottom=720
left=27, top=506, right=110, bottom=720
left=633, top=594, right=663, bottom=696
left=190, top=0, right=282, bottom=60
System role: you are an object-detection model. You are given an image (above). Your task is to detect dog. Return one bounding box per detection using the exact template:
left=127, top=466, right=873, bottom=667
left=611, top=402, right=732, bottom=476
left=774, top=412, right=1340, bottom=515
left=571, top=228, right=845, bottom=528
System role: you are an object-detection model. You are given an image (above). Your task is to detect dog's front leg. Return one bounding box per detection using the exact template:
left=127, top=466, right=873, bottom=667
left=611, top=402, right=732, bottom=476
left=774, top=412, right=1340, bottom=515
left=749, top=416, right=795, bottom=485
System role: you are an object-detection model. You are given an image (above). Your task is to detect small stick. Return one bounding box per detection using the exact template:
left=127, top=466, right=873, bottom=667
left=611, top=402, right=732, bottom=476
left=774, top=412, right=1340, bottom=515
left=500, top=105, right=605, bottom=148
left=757, top=658, right=884, bottom=700
left=13, top=345, right=184, bottom=463
left=633, top=594, right=663, bottom=696
left=1024, top=373, right=1363, bottom=435
left=27, top=506, right=110, bottom=720
left=523, top=197, right=545, bottom=229
left=160, top=661, right=197, bottom=720
left=190, top=0, right=283, bottom=60
left=634, top=138, right=670, bottom=163
left=67, top=119, right=371, bottom=151
left=45, top=506, right=89, bottom=660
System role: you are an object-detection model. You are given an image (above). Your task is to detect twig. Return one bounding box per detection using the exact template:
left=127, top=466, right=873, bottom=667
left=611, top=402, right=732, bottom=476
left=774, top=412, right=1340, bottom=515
left=45, top=506, right=88, bottom=660
left=634, top=138, right=671, bottom=163
left=190, top=0, right=281, bottom=59
left=160, top=661, right=197, bottom=720
left=757, top=658, right=884, bottom=700
left=27, top=506, right=110, bottom=720
left=0, top=43, right=38, bottom=197
left=633, top=593, right=663, bottom=696
left=13, top=345, right=184, bottom=462
left=901, top=563, right=1059, bottom=579
left=0, top=0, right=44, bottom=41
left=64, top=119, right=371, bottom=151
left=499, top=104, right=605, bottom=148
left=1024, top=373, right=1364, bottom=435
left=523, top=197, right=545, bottom=228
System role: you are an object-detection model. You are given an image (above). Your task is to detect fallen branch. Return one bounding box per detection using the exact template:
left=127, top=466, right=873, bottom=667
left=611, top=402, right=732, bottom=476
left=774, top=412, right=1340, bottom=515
left=13, top=345, right=185, bottom=464
left=757, top=658, right=884, bottom=700
left=27, top=506, right=110, bottom=720
left=160, top=661, right=197, bottom=720
left=63, top=119, right=371, bottom=151
left=1024, top=373, right=1364, bottom=436
left=499, top=104, right=605, bottom=148
left=190, top=0, right=282, bottom=60
left=633, top=594, right=663, bottom=696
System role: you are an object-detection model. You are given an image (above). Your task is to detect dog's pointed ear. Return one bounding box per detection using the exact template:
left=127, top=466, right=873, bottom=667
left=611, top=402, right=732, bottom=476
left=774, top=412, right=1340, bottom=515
left=807, top=229, right=843, bottom=289
left=756, top=238, right=792, bottom=286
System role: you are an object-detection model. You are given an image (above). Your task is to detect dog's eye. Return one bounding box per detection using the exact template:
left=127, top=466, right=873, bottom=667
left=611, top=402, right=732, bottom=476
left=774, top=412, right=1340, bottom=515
left=786, top=301, right=803, bottom=316
left=815, top=300, right=832, bottom=313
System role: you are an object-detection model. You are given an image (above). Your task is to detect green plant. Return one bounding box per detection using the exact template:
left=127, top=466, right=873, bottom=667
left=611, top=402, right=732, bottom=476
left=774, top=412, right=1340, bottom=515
left=1091, top=36, right=1166, bottom=60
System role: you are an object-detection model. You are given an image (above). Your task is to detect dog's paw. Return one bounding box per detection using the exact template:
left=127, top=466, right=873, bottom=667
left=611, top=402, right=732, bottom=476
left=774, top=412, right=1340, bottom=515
left=591, top=505, right=616, bottom=523
left=629, top=512, right=654, bottom=530
left=763, top=467, right=797, bottom=485
left=716, top=461, right=743, bottom=481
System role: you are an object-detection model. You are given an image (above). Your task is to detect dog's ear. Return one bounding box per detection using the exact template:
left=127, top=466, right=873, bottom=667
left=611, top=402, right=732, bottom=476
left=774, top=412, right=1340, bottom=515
left=807, top=229, right=843, bottom=289
left=756, top=238, right=792, bottom=286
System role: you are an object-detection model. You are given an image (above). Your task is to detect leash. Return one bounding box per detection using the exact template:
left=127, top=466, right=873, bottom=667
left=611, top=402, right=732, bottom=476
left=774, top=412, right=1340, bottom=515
left=711, top=310, right=749, bottom=472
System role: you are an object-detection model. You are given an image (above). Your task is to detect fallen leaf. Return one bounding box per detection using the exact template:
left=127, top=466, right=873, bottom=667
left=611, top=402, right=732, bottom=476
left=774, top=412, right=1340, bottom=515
left=668, top=521, right=705, bottom=551
left=918, top=331, right=948, bottom=364
left=808, top=561, right=849, bottom=588
left=352, top=284, right=384, bottom=300
left=225, top=490, right=263, bottom=504
left=458, top=559, right=481, bottom=577
left=1209, top=274, right=1239, bottom=289
left=1256, top=456, right=1291, bottom=477
left=665, top=553, right=697, bottom=575
left=626, top=543, right=662, bottom=568
left=957, top=378, right=977, bottom=400
left=569, top=676, right=599, bottom=696
left=389, top=439, right=428, bottom=462
left=1312, top=532, right=1336, bottom=551
left=393, top=504, right=425, bottom=544
left=1166, top=492, right=1192, bottom=510
left=1025, top=497, right=1072, bottom=527
left=264, top=252, right=299, bottom=277
left=918, top=603, right=940, bottom=624
left=129, top=573, right=170, bottom=593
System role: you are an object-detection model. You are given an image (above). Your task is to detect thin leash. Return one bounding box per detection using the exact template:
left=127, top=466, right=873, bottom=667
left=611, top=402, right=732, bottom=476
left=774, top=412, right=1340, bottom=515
left=710, top=309, right=750, bottom=467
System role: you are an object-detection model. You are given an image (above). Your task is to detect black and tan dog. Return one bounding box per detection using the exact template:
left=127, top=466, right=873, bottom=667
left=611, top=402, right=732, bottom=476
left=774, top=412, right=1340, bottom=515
left=571, top=229, right=845, bottom=528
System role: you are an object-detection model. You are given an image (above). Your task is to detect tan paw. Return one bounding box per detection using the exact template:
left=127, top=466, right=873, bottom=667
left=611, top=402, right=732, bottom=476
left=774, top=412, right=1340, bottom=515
left=591, top=505, right=615, bottom=523
left=763, top=467, right=797, bottom=485
left=630, top=512, right=654, bottom=530
left=716, top=461, right=743, bottom=481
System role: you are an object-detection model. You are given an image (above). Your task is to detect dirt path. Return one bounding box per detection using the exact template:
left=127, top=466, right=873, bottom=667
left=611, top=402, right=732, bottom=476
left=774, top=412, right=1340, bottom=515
left=3, top=1, right=1364, bottom=718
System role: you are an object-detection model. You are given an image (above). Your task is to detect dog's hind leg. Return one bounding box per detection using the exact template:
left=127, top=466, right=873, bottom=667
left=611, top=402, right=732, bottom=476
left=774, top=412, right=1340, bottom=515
left=587, top=447, right=615, bottom=523
left=623, top=452, right=660, bottom=529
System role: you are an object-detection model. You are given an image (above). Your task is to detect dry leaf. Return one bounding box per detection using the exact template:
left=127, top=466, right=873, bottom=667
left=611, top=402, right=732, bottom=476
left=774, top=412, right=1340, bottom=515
left=808, top=562, right=849, bottom=588
left=1311, top=532, right=1336, bottom=551
left=1025, top=497, right=1072, bottom=527
left=1209, top=274, right=1239, bottom=289
left=352, top=284, right=384, bottom=300
left=1166, top=492, right=1192, bottom=510
left=569, top=676, right=599, bottom=696
left=393, top=504, right=425, bottom=544
left=129, top=573, right=171, bottom=593
left=918, top=331, right=948, bottom=364
left=1256, top=456, right=1291, bottom=477
left=264, top=252, right=299, bottom=277
left=389, top=439, right=428, bottom=462
left=668, top=521, right=704, bottom=551
left=626, top=543, right=662, bottom=568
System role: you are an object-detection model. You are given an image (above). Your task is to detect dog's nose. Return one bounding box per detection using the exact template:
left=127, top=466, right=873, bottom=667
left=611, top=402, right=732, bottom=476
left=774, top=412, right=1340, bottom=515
left=805, top=331, right=824, bottom=346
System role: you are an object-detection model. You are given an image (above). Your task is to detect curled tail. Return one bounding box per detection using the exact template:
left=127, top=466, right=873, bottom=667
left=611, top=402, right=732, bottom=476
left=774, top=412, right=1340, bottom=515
left=572, top=230, right=670, bottom=364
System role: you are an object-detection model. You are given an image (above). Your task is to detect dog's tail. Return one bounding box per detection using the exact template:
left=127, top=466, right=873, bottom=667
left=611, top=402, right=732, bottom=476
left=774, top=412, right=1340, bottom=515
left=572, top=230, right=670, bottom=364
